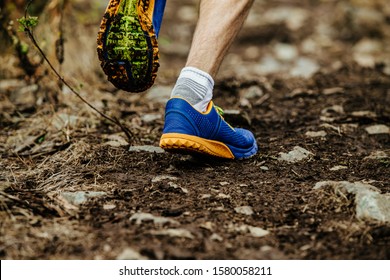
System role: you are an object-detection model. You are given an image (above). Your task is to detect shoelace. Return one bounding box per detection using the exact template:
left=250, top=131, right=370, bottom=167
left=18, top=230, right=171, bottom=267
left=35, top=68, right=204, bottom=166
left=214, top=105, right=224, bottom=116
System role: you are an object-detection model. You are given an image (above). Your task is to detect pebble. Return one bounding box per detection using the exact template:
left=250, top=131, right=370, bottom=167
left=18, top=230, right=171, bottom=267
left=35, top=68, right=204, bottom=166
left=60, top=191, right=106, bottom=206
left=305, top=131, right=327, bottom=138
left=104, top=134, right=128, bottom=147
left=365, top=124, right=390, bottom=135
left=278, top=146, right=313, bottom=163
left=234, top=206, right=254, bottom=216
left=290, top=57, right=319, bottom=78
left=363, top=151, right=388, bottom=160
left=274, top=43, right=298, bottom=62
left=314, top=181, right=390, bottom=222
left=210, top=233, right=223, bottom=242
left=247, top=226, right=270, bottom=238
left=322, top=87, right=345, bottom=95
left=228, top=223, right=269, bottom=238
left=116, top=248, right=147, bottom=260
left=152, top=175, right=177, bottom=183
left=150, top=228, right=195, bottom=239
left=329, top=165, right=348, bottom=171
left=129, top=212, right=179, bottom=226
left=129, top=145, right=165, bottom=153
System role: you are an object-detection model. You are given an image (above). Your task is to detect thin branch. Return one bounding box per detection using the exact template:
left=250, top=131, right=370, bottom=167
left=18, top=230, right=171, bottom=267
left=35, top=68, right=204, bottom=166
left=22, top=1, right=134, bottom=144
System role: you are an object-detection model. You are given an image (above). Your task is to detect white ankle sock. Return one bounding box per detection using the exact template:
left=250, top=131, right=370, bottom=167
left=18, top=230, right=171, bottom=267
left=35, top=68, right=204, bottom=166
left=170, top=66, right=214, bottom=112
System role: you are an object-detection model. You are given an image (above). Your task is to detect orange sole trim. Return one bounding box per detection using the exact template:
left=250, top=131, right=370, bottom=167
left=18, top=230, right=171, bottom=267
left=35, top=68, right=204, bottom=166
left=159, top=133, right=235, bottom=159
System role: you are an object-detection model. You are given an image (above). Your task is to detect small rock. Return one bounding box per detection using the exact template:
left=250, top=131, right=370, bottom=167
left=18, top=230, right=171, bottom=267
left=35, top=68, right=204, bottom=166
left=241, top=85, right=264, bottom=99
left=219, top=182, right=229, bottom=186
left=321, top=105, right=345, bottom=116
left=239, top=98, right=251, bottom=108
left=200, top=221, right=215, bottom=231
left=363, top=151, right=389, bottom=160
left=314, top=181, right=390, bottom=222
left=210, top=233, right=223, bottom=242
left=257, top=55, right=284, bottom=75
left=329, top=165, right=348, bottom=171
left=152, top=175, right=177, bottom=183
left=322, top=87, right=345, bottom=95
left=248, top=226, right=270, bottom=238
left=167, top=181, right=188, bottom=194
left=353, top=38, right=382, bottom=55
left=60, top=191, right=106, bottom=206
left=116, top=248, right=147, bottom=260
left=278, top=146, right=313, bottom=163
left=53, top=113, right=80, bottom=130
left=351, top=111, right=377, bottom=119
left=305, top=131, right=327, bottom=138
left=274, top=43, right=298, bottom=62
left=150, top=228, right=194, bottom=239
left=104, top=134, right=128, bottom=147
left=129, top=212, right=179, bottom=226
left=228, top=223, right=269, bottom=238
left=290, top=57, right=319, bottom=78
left=234, top=206, right=254, bottom=216
left=287, top=88, right=316, bottom=98
left=365, top=125, right=390, bottom=135
left=217, top=193, right=231, bottom=199
left=129, top=145, right=165, bottom=153
left=103, top=204, right=116, bottom=210
left=264, top=7, right=309, bottom=30
left=260, top=166, right=269, bottom=171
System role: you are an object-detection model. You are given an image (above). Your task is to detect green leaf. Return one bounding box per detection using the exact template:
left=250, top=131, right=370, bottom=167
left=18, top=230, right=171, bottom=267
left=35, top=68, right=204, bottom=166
left=19, top=42, right=29, bottom=54
left=17, top=16, right=39, bottom=31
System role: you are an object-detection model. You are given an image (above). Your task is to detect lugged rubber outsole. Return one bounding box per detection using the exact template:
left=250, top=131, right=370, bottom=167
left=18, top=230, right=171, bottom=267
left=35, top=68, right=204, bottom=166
left=97, top=0, right=159, bottom=92
left=160, top=133, right=235, bottom=159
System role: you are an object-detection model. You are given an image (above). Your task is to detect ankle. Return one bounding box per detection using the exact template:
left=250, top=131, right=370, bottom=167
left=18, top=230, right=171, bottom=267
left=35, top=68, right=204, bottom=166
left=171, top=67, right=214, bottom=112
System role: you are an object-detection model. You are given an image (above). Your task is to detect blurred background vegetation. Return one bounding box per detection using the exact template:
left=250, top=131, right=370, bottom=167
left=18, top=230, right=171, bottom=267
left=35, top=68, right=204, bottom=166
left=1, top=0, right=389, bottom=101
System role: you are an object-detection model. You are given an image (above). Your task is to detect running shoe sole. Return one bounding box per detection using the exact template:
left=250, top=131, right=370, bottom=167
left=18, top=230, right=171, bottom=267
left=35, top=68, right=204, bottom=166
left=159, top=98, right=258, bottom=159
left=97, top=0, right=159, bottom=92
left=160, top=133, right=235, bottom=159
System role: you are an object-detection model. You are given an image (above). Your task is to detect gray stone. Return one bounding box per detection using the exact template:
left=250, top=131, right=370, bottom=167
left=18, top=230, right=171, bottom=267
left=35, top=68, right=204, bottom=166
left=278, top=146, right=313, bottom=163
left=305, top=131, right=327, bottom=138
left=234, top=206, right=254, bottom=216
left=314, top=181, right=390, bottom=222
left=290, top=57, right=319, bottom=78
left=60, top=191, right=106, bottom=205
left=329, top=165, right=348, bottom=171
left=129, top=145, right=165, bottom=153
left=129, top=212, right=180, bottom=226
left=274, top=43, right=298, bottom=62
left=363, top=151, right=389, bottom=160
left=150, top=228, right=194, bottom=239
left=116, top=248, right=147, bottom=260
left=365, top=125, right=390, bottom=135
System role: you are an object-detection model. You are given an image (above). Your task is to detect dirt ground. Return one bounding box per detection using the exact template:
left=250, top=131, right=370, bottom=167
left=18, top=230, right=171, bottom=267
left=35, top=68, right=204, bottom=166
left=0, top=0, right=389, bottom=260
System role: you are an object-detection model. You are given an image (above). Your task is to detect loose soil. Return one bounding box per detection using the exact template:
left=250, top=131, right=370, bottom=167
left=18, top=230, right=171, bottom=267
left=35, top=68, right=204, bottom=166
left=0, top=0, right=389, bottom=260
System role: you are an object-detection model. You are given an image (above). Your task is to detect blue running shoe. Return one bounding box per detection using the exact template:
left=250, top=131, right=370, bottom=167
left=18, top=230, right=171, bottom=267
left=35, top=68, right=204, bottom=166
left=160, top=98, right=258, bottom=159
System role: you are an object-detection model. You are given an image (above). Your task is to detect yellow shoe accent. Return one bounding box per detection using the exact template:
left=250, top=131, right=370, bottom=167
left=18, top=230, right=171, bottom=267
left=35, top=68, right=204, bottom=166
left=159, top=133, right=235, bottom=159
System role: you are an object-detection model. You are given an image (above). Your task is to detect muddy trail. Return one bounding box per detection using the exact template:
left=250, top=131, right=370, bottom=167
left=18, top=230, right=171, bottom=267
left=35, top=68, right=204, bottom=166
left=1, top=0, right=389, bottom=260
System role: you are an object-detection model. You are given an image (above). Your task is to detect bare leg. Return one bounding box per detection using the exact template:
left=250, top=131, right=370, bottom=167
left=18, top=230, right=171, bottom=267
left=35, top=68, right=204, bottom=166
left=186, top=0, right=254, bottom=77
left=160, top=0, right=258, bottom=159
left=170, top=0, right=254, bottom=112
